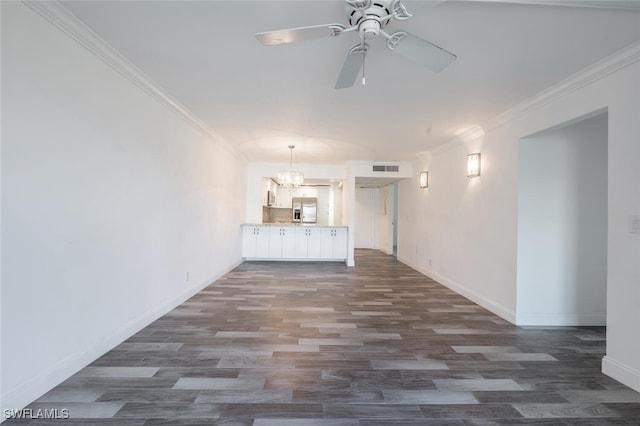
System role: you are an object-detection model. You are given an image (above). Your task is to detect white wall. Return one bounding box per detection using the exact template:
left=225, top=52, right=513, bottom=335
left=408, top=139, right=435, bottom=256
left=343, top=174, right=355, bottom=266
left=355, top=188, right=378, bottom=249
left=517, top=113, right=608, bottom=326
left=393, top=183, right=399, bottom=254
left=313, top=187, right=331, bottom=225
left=378, top=185, right=394, bottom=255
left=603, top=56, right=640, bottom=392
left=332, top=182, right=344, bottom=226
left=398, top=43, right=640, bottom=391
left=1, top=2, right=246, bottom=411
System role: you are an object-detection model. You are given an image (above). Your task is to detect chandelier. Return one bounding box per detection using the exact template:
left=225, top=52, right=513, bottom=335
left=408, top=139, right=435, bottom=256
left=278, top=145, right=304, bottom=190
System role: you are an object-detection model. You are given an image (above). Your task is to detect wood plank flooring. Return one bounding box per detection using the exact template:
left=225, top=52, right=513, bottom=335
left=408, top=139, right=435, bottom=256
left=9, top=250, right=640, bottom=425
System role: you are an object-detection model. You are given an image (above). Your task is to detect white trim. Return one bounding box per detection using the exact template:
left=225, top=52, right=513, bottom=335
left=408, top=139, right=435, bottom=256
left=515, top=313, right=607, bottom=326
left=22, top=0, right=238, bottom=159
left=462, top=0, right=640, bottom=11
left=434, top=40, right=640, bottom=155
left=0, top=260, right=242, bottom=415
left=244, top=258, right=348, bottom=262
left=486, top=41, right=640, bottom=130
left=432, top=134, right=466, bottom=156
left=603, top=356, right=640, bottom=393
left=397, top=256, right=517, bottom=324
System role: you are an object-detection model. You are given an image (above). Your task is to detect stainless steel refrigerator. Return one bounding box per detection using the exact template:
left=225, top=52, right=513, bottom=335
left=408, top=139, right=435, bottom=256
left=292, top=197, right=317, bottom=223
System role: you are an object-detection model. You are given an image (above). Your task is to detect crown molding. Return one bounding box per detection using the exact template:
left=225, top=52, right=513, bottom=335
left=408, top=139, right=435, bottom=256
left=432, top=135, right=465, bottom=156
left=434, top=40, right=640, bottom=156
left=485, top=40, right=640, bottom=131
left=416, top=152, right=433, bottom=164
left=23, top=1, right=239, bottom=159
left=460, top=0, right=640, bottom=11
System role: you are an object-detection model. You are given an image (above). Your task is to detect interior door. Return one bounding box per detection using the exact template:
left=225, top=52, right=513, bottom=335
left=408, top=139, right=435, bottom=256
left=355, top=188, right=376, bottom=249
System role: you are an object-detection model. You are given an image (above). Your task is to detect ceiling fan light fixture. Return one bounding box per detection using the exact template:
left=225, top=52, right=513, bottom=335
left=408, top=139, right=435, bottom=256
left=359, top=19, right=381, bottom=39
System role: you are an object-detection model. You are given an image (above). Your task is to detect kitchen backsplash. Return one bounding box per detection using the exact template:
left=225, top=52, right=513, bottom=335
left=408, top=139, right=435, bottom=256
left=262, top=206, right=292, bottom=223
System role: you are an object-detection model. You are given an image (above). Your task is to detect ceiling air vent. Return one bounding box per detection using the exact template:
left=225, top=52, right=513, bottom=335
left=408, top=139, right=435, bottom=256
left=372, top=165, right=399, bottom=172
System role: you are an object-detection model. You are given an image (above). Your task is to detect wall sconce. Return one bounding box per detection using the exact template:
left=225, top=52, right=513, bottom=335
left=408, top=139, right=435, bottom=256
left=467, top=153, right=481, bottom=178
left=419, top=171, right=429, bottom=188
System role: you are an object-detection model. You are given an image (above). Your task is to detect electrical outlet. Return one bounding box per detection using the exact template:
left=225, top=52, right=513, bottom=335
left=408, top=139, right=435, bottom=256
left=186, top=271, right=190, bottom=282
left=428, top=258, right=432, bottom=267
left=630, top=215, right=640, bottom=234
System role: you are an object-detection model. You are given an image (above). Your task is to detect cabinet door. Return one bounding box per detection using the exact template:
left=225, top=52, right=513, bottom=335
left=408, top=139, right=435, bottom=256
left=320, top=228, right=334, bottom=258
left=320, top=228, right=347, bottom=259
left=255, top=226, right=270, bottom=258
left=268, top=227, right=283, bottom=258
left=281, top=227, right=296, bottom=258
left=242, top=226, right=257, bottom=257
left=294, top=227, right=309, bottom=258
left=333, top=228, right=348, bottom=259
left=307, top=227, right=322, bottom=259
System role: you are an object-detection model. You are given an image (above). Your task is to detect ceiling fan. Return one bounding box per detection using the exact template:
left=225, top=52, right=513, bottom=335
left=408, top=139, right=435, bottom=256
left=255, top=0, right=456, bottom=89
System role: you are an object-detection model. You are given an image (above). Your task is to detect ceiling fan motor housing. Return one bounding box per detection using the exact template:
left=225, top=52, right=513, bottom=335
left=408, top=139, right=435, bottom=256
left=349, top=1, right=392, bottom=40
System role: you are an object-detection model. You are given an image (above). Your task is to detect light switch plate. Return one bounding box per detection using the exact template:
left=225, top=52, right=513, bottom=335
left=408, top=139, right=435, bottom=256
left=629, top=215, right=640, bottom=234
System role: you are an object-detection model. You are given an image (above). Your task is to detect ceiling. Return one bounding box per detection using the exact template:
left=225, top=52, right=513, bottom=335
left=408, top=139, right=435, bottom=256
left=61, top=0, right=640, bottom=165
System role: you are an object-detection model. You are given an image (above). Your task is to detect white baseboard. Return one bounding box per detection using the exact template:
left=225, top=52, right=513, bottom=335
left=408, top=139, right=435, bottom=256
left=397, top=256, right=516, bottom=324
left=602, top=356, right=640, bottom=393
left=1, top=259, right=242, bottom=418
left=516, top=312, right=606, bottom=326
left=244, top=257, right=346, bottom=262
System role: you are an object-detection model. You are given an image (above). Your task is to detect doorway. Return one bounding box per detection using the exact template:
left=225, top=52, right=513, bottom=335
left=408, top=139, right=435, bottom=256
left=516, top=111, right=608, bottom=326
left=353, top=179, right=403, bottom=255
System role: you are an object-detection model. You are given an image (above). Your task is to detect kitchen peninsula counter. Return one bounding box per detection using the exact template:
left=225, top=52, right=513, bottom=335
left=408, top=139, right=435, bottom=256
left=243, top=223, right=347, bottom=227
left=241, top=223, right=348, bottom=262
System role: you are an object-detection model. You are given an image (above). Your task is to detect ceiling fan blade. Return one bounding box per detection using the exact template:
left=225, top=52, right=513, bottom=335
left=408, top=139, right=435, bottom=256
left=386, top=31, right=456, bottom=73
left=255, top=23, right=346, bottom=46
left=335, top=44, right=368, bottom=90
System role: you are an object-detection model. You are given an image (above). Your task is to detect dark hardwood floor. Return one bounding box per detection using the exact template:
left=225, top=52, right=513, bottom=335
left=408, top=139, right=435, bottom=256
left=9, top=250, right=640, bottom=425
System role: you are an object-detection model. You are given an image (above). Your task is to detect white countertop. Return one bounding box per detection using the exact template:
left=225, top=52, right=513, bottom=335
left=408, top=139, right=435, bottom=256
left=243, top=223, right=348, bottom=228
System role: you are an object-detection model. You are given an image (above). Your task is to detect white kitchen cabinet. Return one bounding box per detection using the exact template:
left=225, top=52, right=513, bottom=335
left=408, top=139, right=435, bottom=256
left=321, top=227, right=348, bottom=259
left=268, top=226, right=296, bottom=258
left=307, top=228, right=322, bottom=258
left=294, top=226, right=322, bottom=258
left=333, top=227, right=348, bottom=259
left=243, top=225, right=347, bottom=261
left=242, top=225, right=270, bottom=258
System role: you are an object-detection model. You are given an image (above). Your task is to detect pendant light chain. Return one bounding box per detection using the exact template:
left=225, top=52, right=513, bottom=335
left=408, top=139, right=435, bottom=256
left=289, top=144, right=294, bottom=168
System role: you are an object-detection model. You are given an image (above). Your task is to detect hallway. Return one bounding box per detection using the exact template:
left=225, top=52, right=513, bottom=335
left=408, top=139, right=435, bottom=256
left=10, top=250, right=640, bottom=424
